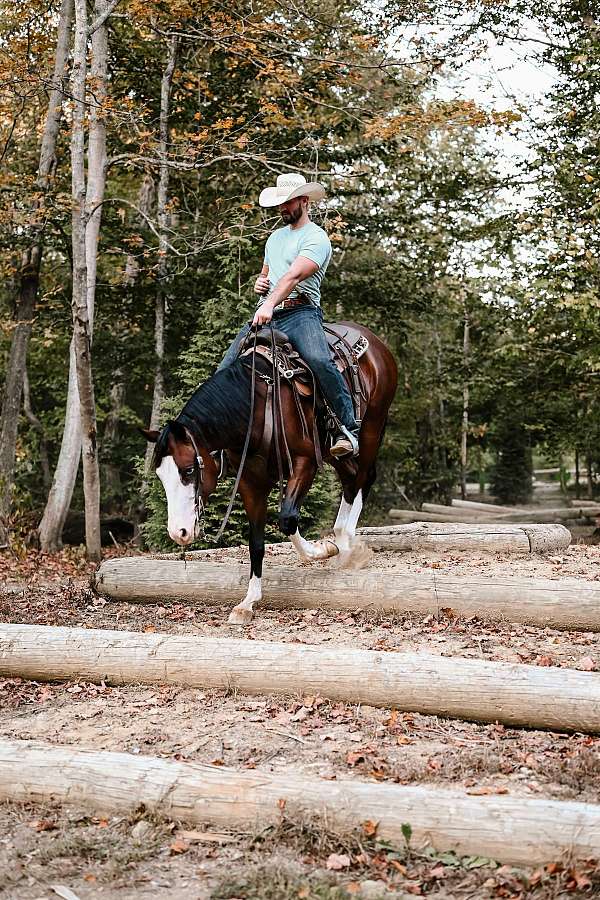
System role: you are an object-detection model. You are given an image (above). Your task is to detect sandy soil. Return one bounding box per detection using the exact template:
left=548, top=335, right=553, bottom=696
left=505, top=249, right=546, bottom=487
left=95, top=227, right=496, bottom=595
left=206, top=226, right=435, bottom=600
left=1, top=542, right=600, bottom=898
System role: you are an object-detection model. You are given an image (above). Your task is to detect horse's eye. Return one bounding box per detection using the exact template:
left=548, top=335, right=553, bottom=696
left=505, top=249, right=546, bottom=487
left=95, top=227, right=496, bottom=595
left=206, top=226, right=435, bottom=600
left=180, top=466, right=196, bottom=481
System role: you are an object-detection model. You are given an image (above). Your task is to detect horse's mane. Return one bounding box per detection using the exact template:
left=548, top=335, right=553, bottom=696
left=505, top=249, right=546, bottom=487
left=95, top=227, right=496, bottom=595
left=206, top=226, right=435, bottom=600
left=153, top=360, right=252, bottom=465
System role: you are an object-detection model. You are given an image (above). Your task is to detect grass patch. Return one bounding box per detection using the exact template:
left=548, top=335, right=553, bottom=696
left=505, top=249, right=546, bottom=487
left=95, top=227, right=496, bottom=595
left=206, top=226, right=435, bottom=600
left=211, top=863, right=351, bottom=900
left=251, top=812, right=372, bottom=860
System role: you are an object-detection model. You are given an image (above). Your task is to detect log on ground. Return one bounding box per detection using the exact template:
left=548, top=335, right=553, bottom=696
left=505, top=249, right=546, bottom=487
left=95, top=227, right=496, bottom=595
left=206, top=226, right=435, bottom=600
left=450, top=499, right=529, bottom=514
left=95, top=558, right=600, bottom=631
left=421, top=502, right=504, bottom=518
left=1, top=739, right=600, bottom=866
left=1, top=623, right=599, bottom=732
left=358, top=523, right=570, bottom=553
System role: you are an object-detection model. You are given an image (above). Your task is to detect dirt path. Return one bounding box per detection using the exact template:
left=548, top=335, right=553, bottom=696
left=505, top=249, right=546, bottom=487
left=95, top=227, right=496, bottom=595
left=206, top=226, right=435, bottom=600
left=1, top=544, right=600, bottom=898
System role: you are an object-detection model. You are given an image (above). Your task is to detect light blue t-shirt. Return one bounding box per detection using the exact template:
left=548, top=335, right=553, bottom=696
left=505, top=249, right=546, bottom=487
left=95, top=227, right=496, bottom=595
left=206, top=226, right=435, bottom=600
left=264, top=221, right=332, bottom=307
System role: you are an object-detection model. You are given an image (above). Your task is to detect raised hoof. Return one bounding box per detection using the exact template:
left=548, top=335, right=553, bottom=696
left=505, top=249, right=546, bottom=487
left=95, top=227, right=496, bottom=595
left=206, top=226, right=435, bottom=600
left=228, top=606, right=254, bottom=625
left=317, top=539, right=339, bottom=558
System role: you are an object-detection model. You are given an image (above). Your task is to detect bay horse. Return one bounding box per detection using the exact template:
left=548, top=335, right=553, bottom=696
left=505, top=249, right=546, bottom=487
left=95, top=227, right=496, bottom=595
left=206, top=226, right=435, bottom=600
left=142, top=322, right=397, bottom=624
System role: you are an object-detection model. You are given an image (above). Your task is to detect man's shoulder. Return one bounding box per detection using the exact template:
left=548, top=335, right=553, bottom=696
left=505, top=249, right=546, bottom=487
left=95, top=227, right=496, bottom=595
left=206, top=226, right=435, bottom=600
left=300, top=222, right=331, bottom=248
left=267, top=225, right=290, bottom=243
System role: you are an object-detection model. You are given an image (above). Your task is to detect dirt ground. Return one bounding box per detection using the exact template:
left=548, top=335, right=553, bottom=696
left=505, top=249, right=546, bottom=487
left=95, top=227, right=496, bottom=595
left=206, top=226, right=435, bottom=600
left=1, top=539, right=600, bottom=899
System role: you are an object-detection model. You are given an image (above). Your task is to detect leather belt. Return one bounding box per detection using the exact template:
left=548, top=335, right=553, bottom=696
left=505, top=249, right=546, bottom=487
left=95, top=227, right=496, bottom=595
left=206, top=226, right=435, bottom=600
left=280, top=293, right=312, bottom=310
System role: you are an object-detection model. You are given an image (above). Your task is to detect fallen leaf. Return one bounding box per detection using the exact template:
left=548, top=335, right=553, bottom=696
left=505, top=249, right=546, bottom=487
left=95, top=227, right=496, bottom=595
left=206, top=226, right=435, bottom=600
left=383, top=709, right=398, bottom=728
left=33, top=819, right=57, bottom=832
left=326, top=853, right=350, bottom=870
left=169, top=838, right=190, bottom=854
left=397, top=735, right=413, bottom=745
left=578, top=656, right=596, bottom=671
left=536, top=655, right=554, bottom=667
left=346, top=750, right=366, bottom=767
left=362, top=819, right=379, bottom=837
left=390, top=860, right=407, bottom=874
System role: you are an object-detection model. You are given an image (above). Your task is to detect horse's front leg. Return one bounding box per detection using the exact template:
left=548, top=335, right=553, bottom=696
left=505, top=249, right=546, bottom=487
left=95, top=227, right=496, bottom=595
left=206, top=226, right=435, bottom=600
left=228, top=481, right=268, bottom=626
left=281, top=457, right=338, bottom=563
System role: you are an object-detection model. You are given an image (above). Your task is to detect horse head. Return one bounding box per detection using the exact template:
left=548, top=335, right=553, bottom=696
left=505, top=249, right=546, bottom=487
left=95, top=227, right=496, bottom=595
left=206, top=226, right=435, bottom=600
left=142, top=419, right=219, bottom=545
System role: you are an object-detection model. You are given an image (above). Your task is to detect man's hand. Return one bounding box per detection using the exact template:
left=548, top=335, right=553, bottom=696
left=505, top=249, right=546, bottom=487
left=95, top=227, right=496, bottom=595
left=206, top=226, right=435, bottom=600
left=254, top=273, right=270, bottom=295
left=252, top=300, right=275, bottom=327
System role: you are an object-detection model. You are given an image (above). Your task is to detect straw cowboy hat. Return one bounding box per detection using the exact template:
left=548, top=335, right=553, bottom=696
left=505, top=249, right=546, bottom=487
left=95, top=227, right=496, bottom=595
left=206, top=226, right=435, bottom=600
left=259, top=172, right=326, bottom=208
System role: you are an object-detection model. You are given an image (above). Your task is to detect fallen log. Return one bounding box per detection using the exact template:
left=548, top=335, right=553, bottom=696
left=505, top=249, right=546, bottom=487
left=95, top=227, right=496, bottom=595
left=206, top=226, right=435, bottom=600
left=389, top=508, right=485, bottom=523
left=357, top=523, right=570, bottom=553
left=492, top=507, right=600, bottom=524
left=451, top=499, right=528, bottom=514
left=2, top=623, right=598, bottom=732
left=95, top=558, right=600, bottom=631
left=1, top=740, right=600, bottom=866
left=390, top=507, right=599, bottom=526
left=421, top=502, right=503, bottom=518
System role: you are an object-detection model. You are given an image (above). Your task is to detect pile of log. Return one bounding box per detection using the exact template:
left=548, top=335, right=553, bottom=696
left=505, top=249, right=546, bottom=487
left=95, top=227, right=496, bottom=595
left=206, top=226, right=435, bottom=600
left=389, top=498, right=600, bottom=526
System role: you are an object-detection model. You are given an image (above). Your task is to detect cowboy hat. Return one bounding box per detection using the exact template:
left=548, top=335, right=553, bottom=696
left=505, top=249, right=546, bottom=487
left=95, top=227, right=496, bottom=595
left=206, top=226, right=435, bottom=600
left=259, top=172, right=326, bottom=208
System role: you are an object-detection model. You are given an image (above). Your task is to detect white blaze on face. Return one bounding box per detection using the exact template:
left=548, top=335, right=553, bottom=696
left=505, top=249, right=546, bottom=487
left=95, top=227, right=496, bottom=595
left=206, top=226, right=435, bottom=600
left=156, top=455, right=197, bottom=544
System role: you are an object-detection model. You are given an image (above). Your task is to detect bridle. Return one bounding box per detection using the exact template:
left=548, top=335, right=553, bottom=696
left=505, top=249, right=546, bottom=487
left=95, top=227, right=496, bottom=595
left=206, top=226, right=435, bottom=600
left=182, top=426, right=206, bottom=540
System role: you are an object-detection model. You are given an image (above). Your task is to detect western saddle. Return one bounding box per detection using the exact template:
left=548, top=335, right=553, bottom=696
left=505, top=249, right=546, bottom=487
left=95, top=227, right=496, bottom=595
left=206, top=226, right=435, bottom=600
left=239, top=322, right=369, bottom=464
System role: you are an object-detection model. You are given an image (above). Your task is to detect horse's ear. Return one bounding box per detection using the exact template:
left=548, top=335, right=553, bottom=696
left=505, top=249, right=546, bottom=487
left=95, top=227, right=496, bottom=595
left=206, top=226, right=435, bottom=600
left=139, top=427, right=160, bottom=443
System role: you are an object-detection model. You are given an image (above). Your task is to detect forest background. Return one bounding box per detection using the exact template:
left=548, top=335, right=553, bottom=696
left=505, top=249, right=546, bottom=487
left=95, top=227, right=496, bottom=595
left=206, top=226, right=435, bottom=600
left=0, top=0, right=598, bottom=558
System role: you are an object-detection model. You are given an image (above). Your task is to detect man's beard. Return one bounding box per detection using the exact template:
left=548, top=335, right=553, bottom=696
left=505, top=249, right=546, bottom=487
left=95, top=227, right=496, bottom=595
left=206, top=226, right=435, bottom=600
left=281, top=205, right=303, bottom=225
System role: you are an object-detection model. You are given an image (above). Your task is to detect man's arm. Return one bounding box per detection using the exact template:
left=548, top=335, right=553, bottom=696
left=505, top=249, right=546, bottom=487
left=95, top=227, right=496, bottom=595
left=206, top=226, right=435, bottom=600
left=252, top=255, right=318, bottom=326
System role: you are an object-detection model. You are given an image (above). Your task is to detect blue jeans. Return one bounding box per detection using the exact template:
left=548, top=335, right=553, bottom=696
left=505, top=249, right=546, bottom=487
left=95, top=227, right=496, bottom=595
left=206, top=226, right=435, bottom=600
left=218, top=305, right=358, bottom=434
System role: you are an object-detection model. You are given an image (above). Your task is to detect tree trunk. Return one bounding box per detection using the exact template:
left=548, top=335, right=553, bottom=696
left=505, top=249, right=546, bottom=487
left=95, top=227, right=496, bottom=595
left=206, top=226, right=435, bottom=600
left=145, top=36, right=178, bottom=472
left=0, top=0, right=73, bottom=543
left=96, top=557, right=600, bottom=631
left=39, top=0, right=110, bottom=553
left=0, top=622, right=598, bottom=733
left=460, top=302, right=470, bottom=500
left=102, top=373, right=124, bottom=512
left=70, top=0, right=101, bottom=560
left=2, top=739, right=600, bottom=866
left=586, top=453, right=594, bottom=500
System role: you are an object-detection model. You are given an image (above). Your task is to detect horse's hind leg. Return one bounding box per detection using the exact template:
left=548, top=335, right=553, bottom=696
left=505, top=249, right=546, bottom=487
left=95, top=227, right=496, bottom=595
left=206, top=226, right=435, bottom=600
left=332, top=422, right=383, bottom=554
left=333, top=488, right=363, bottom=552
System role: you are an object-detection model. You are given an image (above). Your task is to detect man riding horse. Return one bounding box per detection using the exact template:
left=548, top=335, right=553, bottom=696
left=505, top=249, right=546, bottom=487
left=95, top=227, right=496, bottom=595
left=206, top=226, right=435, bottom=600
left=219, top=172, right=360, bottom=458
left=143, top=170, right=397, bottom=624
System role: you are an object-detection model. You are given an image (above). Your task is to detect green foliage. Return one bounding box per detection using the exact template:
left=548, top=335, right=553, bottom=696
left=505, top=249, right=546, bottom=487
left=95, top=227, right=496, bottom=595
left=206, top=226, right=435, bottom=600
left=6, top=0, right=600, bottom=536
left=489, top=412, right=533, bottom=506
